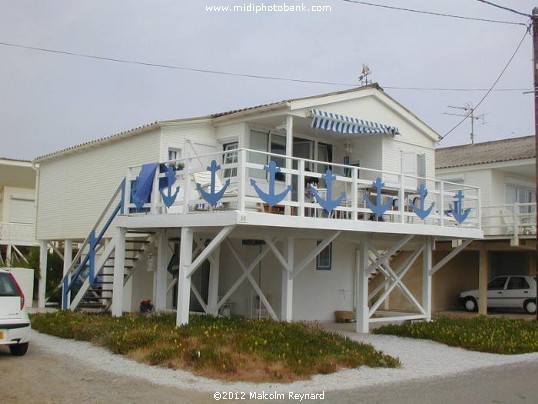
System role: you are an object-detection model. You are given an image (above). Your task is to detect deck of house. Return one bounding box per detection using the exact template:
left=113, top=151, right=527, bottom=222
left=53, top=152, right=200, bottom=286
left=118, top=149, right=483, bottom=240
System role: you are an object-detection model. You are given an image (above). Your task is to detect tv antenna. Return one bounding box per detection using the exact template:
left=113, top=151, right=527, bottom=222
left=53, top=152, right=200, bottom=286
left=444, top=102, right=485, bottom=144
left=358, top=64, right=372, bottom=86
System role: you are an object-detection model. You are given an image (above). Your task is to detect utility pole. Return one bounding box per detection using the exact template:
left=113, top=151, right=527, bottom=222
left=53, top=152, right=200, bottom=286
left=532, top=7, right=538, bottom=321
left=444, top=103, right=485, bottom=144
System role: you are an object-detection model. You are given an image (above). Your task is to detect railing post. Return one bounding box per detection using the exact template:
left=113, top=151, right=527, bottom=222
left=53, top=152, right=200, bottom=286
left=62, top=240, right=73, bottom=311
left=183, top=158, right=191, bottom=215
left=238, top=149, right=247, bottom=212
left=123, top=168, right=132, bottom=215
left=399, top=173, right=405, bottom=224
left=352, top=167, right=358, bottom=221
left=477, top=188, right=482, bottom=230
left=150, top=165, right=160, bottom=214
left=88, top=229, right=96, bottom=285
left=298, top=160, right=305, bottom=217
left=439, top=182, right=445, bottom=227
left=514, top=203, right=520, bottom=235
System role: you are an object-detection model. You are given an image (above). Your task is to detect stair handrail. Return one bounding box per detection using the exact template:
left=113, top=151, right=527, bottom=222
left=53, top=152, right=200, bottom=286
left=50, top=179, right=126, bottom=303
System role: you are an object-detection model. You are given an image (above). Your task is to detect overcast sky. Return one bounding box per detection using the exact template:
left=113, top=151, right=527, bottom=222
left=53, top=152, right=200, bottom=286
left=1, top=0, right=536, bottom=160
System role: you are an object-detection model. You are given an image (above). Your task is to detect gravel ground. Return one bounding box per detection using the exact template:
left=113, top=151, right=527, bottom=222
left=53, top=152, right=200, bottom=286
left=30, top=322, right=538, bottom=394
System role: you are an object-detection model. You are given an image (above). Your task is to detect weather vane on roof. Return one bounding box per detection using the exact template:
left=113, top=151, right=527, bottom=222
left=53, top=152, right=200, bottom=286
left=359, top=64, right=372, bottom=86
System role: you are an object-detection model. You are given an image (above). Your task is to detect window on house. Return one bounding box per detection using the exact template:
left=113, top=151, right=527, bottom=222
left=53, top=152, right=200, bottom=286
left=249, top=130, right=287, bottom=181
left=316, top=241, right=332, bottom=270
left=505, top=185, right=536, bottom=218
left=317, top=142, right=333, bottom=174
left=271, top=134, right=286, bottom=181
left=223, top=142, right=238, bottom=178
left=250, top=131, right=269, bottom=179
left=168, top=148, right=182, bottom=162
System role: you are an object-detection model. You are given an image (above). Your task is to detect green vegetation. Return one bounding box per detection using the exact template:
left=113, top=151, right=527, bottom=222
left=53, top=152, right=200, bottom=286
left=30, top=312, right=400, bottom=382
left=374, top=315, right=538, bottom=355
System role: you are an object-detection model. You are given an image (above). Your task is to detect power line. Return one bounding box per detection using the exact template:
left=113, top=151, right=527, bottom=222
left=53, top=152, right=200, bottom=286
left=385, top=86, right=530, bottom=92
left=474, top=0, right=532, bottom=18
left=0, top=41, right=353, bottom=87
left=0, top=40, right=532, bottom=93
left=439, top=26, right=531, bottom=142
left=336, top=0, right=528, bottom=26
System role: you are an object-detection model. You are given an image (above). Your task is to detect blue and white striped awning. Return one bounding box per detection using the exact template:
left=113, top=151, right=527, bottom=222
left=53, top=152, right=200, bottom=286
left=310, top=109, right=400, bottom=135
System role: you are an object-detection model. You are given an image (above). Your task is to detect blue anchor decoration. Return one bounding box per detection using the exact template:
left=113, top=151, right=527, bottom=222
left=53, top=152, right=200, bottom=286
left=312, top=169, right=346, bottom=214
left=159, top=165, right=180, bottom=208
left=197, top=160, right=230, bottom=206
left=364, top=177, right=394, bottom=219
left=250, top=160, right=291, bottom=207
left=410, top=184, right=435, bottom=220
left=450, top=190, right=471, bottom=224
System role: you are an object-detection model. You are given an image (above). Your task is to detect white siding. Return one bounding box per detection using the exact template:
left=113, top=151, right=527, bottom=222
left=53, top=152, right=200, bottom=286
left=215, top=122, right=247, bottom=147
left=217, top=239, right=355, bottom=322
left=36, top=129, right=161, bottom=240
left=385, top=140, right=435, bottom=175
left=160, top=121, right=217, bottom=162
left=303, top=93, right=437, bottom=148
left=10, top=199, right=35, bottom=224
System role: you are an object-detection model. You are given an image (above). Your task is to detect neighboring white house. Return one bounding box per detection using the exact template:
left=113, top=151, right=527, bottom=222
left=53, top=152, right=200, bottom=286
left=0, top=158, right=37, bottom=265
left=434, top=136, right=535, bottom=313
left=34, top=84, right=483, bottom=332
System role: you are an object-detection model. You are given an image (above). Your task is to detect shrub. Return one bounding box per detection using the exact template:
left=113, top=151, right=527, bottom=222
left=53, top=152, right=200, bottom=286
left=30, top=312, right=400, bottom=382
left=374, top=315, right=538, bottom=354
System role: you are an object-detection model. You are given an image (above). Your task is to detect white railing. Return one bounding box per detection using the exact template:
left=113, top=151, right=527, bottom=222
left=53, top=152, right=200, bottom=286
left=0, top=222, right=36, bottom=244
left=482, top=203, right=536, bottom=237
left=123, top=149, right=482, bottom=230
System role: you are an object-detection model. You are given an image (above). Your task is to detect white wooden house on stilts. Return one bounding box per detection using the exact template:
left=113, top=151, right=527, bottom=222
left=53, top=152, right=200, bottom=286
left=34, top=85, right=482, bottom=332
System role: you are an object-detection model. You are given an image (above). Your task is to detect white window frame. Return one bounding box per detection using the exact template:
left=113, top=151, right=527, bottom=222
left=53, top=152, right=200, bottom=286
left=168, top=147, right=182, bottom=162
left=316, top=241, right=332, bottom=271
left=223, top=142, right=238, bottom=178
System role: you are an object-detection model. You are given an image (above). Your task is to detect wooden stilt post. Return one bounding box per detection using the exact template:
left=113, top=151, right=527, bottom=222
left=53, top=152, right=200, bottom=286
left=177, top=227, right=193, bottom=326
left=423, top=237, right=433, bottom=321
left=154, top=230, right=169, bottom=312
left=478, top=242, right=489, bottom=315
left=356, top=237, right=369, bottom=333
left=38, top=240, right=48, bottom=308
left=207, top=245, right=220, bottom=316
left=281, top=237, right=294, bottom=321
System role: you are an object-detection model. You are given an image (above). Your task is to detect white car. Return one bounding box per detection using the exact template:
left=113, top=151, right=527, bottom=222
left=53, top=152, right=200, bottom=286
left=459, top=275, right=537, bottom=314
left=0, top=268, right=31, bottom=355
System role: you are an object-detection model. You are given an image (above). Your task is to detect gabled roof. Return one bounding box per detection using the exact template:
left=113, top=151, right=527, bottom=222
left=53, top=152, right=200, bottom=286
left=34, top=83, right=437, bottom=163
left=210, top=83, right=383, bottom=118
left=435, top=136, right=535, bottom=169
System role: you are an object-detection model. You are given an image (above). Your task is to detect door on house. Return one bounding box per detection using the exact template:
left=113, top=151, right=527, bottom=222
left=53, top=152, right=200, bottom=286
left=401, top=151, right=426, bottom=189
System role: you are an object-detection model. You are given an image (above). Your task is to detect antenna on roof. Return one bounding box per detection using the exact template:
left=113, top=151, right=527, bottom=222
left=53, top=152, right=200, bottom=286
left=443, top=102, right=485, bottom=144
left=358, top=64, right=372, bottom=86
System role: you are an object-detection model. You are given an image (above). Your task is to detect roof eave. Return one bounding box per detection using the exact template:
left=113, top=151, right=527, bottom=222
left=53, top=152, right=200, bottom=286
left=33, top=122, right=161, bottom=163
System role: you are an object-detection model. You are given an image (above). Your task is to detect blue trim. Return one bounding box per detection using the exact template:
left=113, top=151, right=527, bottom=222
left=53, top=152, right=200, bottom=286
left=119, top=178, right=126, bottom=214
left=62, top=276, right=69, bottom=310
left=62, top=190, right=123, bottom=309
left=89, top=230, right=96, bottom=285
left=96, top=202, right=121, bottom=246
